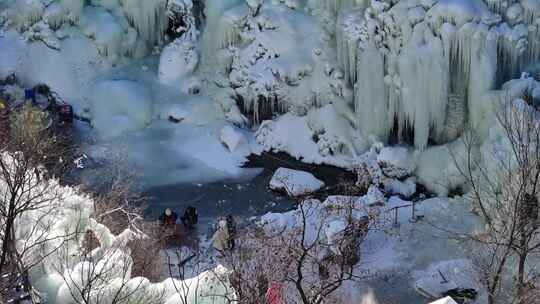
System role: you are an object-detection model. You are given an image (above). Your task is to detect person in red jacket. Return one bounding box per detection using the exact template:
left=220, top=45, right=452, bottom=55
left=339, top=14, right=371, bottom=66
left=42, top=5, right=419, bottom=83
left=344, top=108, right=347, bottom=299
left=159, top=208, right=178, bottom=227
left=266, top=282, right=284, bottom=304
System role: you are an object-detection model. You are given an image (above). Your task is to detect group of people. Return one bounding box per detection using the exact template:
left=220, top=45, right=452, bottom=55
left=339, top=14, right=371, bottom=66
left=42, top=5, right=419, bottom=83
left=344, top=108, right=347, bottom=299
left=159, top=206, right=199, bottom=230
left=159, top=206, right=237, bottom=256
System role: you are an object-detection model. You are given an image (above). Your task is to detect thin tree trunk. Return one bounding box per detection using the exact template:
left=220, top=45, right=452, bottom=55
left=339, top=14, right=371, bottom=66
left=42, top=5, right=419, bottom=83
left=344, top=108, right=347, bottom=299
left=488, top=247, right=511, bottom=304
left=516, top=251, right=527, bottom=304
left=0, top=214, right=15, bottom=275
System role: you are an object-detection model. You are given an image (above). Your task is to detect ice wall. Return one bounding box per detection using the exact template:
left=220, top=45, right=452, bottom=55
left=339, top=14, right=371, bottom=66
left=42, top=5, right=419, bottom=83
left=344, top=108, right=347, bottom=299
left=332, top=0, right=540, bottom=149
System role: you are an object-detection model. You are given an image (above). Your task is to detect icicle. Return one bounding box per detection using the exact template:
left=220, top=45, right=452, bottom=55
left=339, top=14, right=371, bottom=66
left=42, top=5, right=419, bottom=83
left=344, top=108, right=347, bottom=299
left=119, top=0, right=168, bottom=47
left=398, top=23, right=449, bottom=150
left=355, top=43, right=389, bottom=141
left=204, top=0, right=243, bottom=52
left=310, top=0, right=363, bottom=36
left=10, top=0, right=45, bottom=31
left=336, top=8, right=363, bottom=86
left=216, top=8, right=245, bottom=49
left=60, top=0, right=84, bottom=21
left=484, top=0, right=512, bottom=15
left=467, top=26, right=498, bottom=132
left=521, top=0, right=540, bottom=25
left=494, top=23, right=529, bottom=85
left=525, top=24, right=540, bottom=66
left=43, top=3, right=68, bottom=30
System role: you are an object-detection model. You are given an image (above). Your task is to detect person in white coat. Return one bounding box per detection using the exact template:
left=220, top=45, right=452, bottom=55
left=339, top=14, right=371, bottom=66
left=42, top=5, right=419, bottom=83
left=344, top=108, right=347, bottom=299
left=212, top=220, right=230, bottom=256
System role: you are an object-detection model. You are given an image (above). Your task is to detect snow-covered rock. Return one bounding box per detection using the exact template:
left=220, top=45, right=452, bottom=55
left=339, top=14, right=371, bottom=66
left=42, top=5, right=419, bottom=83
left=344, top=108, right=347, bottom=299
left=377, top=147, right=416, bottom=178
left=255, top=105, right=363, bottom=169
left=269, top=167, right=324, bottom=196
left=220, top=125, right=247, bottom=152
left=383, top=177, right=417, bottom=198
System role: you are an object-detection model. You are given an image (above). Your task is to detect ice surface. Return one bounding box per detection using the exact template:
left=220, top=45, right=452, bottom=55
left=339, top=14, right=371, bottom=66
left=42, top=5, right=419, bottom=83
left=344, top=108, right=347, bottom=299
left=269, top=167, right=325, bottom=196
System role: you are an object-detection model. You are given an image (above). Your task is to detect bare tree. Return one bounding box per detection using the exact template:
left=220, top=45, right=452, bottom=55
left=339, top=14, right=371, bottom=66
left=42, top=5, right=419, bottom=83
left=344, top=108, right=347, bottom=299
left=0, top=103, right=75, bottom=302
left=451, top=97, right=540, bottom=304
left=225, top=195, right=375, bottom=304
left=55, top=150, right=170, bottom=304
left=56, top=226, right=166, bottom=304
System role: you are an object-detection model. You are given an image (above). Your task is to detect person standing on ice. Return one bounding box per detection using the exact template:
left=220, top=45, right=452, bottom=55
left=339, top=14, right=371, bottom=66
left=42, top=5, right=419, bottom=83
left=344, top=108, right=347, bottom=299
left=181, top=206, right=198, bottom=229
left=160, top=208, right=178, bottom=227
left=226, top=215, right=236, bottom=250
left=212, top=219, right=230, bottom=257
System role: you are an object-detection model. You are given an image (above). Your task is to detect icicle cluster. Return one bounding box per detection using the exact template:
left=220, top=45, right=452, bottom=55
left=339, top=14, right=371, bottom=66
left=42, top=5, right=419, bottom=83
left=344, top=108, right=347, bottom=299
left=204, top=0, right=244, bottom=52
left=119, top=0, right=168, bottom=47
left=336, top=8, right=364, bottom=85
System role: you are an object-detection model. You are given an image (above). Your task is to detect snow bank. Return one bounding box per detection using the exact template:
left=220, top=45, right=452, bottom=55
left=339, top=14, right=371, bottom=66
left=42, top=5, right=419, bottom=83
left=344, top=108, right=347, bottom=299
left=89, top=80, right=153, bottom=139
left=269, top=167, right=325, bottom=196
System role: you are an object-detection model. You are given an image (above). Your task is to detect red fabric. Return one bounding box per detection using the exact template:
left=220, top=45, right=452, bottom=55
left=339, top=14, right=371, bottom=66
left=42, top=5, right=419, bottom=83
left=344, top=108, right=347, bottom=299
left=163, top=215, right=176, bottom=225
left=266, top=282, right=284, bottom=304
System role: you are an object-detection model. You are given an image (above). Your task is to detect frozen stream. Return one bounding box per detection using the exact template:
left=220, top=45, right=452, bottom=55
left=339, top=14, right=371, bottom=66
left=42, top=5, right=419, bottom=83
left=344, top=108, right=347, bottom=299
left=73, top=57, right=305, bottom=232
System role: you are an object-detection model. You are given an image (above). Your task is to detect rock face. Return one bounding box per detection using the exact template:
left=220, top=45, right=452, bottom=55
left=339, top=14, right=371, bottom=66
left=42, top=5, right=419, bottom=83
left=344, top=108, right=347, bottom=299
left=269, top=167, right=325, bottom=196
